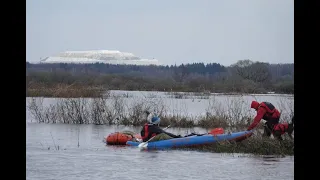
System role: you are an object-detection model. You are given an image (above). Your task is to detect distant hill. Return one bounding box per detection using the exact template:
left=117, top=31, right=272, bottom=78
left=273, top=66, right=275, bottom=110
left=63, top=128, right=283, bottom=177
left=39, top=50, right=161, bottom=66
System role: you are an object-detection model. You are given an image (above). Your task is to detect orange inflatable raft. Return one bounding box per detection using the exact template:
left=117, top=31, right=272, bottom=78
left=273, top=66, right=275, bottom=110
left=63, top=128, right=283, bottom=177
left=106, top=132, right=142, bottom=145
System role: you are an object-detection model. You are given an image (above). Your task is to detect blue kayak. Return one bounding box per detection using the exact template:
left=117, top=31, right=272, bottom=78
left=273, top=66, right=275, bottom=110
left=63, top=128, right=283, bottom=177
left=126, top=130, right=253, bottom=150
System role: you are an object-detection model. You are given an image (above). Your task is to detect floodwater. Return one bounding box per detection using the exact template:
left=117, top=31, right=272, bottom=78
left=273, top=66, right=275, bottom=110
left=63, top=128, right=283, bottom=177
left=26, top=91, right=294, bottom=180
left=26, top=123, right=294, bottom=180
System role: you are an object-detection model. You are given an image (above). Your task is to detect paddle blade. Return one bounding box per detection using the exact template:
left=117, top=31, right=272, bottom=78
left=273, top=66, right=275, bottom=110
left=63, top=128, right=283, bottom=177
left=208, top=128, right=224, bottom=135
left=138, top=142, right=148, bottom=149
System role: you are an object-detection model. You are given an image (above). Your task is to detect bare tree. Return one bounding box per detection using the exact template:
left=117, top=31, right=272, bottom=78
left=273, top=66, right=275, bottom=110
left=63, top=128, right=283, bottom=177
left=231, top=60, right=272, bottom=83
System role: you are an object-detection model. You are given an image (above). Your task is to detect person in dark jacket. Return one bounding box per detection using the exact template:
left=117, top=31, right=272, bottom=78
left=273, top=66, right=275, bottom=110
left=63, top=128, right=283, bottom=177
left=247, top=101, right=293, bottom=140
left=140, top=111, right=181, bottom=142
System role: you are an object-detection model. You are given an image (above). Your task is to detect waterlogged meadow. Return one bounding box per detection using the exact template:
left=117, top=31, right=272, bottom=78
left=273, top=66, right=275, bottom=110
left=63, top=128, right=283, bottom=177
left=26, top=90, right=294, bottom=155
left=27, top=90, right=294, bottom=180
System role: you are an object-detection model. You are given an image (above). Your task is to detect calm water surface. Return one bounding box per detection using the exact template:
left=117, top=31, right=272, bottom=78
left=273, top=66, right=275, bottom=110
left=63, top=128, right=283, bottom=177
left=26, top=123, right=294, bottom=180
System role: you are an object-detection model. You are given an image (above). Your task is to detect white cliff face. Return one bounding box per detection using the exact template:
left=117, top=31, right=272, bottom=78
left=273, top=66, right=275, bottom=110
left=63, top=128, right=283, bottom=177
left=40, top=50, right=161, bottom=65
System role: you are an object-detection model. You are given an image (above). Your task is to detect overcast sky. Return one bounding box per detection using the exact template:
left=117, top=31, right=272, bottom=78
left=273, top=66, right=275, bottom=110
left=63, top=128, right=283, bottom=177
left=26, top=0, right=294, bottom=66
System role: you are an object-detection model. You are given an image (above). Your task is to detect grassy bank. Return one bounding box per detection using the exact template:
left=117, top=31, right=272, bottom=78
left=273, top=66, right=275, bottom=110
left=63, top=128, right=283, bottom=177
left=26, top=81, right=293, bottom=100
left=26, top=83, right=106, bottom=98
left=184, top=135, right=294, bottom=156
left=26, top=83, right=293, bottom=98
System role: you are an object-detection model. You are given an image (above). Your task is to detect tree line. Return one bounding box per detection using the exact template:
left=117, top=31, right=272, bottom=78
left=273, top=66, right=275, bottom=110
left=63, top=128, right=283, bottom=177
left=26, top=60, right=294, bottom=94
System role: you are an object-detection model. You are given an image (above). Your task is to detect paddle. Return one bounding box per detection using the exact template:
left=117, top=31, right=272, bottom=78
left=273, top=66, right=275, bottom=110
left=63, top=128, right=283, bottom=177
left=138, top=124, right=171, bottom=150
left=184, top=127, right=225, bottom=137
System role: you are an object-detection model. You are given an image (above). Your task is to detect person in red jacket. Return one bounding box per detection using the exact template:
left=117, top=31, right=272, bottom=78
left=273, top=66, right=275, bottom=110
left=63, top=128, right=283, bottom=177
left=247, top=101, right=281, bottom=138
left=272, top=116, right=294, bottom=140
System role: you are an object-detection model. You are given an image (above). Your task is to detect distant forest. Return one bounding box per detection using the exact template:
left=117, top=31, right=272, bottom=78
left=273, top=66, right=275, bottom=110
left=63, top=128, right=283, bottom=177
left=26, top=60, right=294, bottom=94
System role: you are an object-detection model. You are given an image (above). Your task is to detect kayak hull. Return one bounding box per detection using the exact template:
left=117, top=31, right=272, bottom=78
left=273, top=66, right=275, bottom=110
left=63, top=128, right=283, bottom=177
left=126, top=130, right=253, bottom=150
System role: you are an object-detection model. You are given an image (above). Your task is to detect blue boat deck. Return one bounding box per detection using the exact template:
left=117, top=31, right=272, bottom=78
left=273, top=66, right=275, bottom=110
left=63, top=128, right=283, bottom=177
left=127, top=130, right=253, bottom=150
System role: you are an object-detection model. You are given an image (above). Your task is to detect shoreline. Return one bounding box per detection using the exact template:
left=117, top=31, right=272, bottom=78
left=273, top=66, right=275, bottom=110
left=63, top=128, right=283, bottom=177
left=26, top=88, right=294, bottom=98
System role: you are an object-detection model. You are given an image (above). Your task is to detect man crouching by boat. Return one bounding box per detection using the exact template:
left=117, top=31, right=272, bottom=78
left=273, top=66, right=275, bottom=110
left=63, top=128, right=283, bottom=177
left=140, top=111, right=181, bottom=142
left=247, top=101, right=294, bottom=140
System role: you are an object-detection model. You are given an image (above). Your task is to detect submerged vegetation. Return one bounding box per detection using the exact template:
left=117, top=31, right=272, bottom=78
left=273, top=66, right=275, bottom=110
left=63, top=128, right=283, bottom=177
left=27, top=94, right=293, bottom=128
left=27, top=94, right=294, bottom=155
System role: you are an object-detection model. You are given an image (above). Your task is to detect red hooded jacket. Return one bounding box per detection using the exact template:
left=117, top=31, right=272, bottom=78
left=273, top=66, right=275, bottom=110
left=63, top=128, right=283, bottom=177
left=247, top=101, right=281, bottom=131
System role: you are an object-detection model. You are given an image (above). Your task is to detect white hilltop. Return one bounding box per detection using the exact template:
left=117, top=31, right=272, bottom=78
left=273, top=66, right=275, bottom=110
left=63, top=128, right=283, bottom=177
left=40, top=50, right=161, bottom=66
